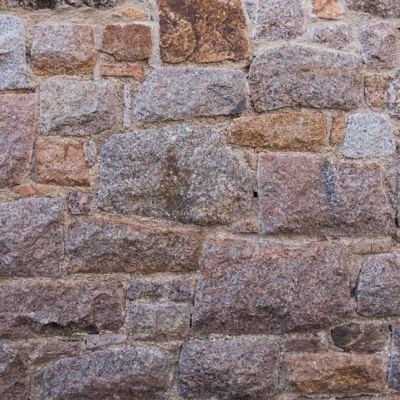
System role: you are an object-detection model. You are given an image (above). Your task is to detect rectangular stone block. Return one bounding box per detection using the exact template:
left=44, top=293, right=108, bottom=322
left=126, top=280, right=164, bottom=300
left=346, top=0, right=400, bottom=18
left=389, top=325, right=400, bottom=390
left=192, top=237, right=350, bottom=335
left=258, top=153, right=394, bottom=236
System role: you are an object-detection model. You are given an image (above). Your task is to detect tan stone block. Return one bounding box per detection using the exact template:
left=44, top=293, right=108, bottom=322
left=312, top=0, right=345, bottom=19
left=99, top=64, right=144, bottom=79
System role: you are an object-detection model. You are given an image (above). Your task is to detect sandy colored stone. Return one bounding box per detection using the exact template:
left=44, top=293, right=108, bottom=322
left=36, top=140, right=90, bottom=187
left=365, top=73, right=390, bottom=107
left=255, top=0, right=304, bottom=40
left=388, top=69, right=400, bottom=119
left=0, top=198, right=62, bottom=277
left=135, top=68, right=246, bottom=121
left=67, top=216, right=203, bottom=273
left=39, top=78, right=116, bottom=136
left=159, top=0, right=249, bottom=63
left=0, top=0, right=117, bottom=8
left=42, top=347, right=173, bottom=400
left=330, top=112, right=346, bottom=145
left=31, top=24, right=95, bottom=75
left=286, top=353, right=386, bottom=394
left=228, top=111, right=327, bottom=152
left=346, top=0, right=400, bottom=17
left=312, top=0, right=345, bottom=19
left=12, top=184, right=54, bottom=196
left=258, top=153, right=393, bottom=236
left=249, top=44, right=363, bottom=111
left=113, top=8, right=147, bottom=18
left=126, top=280, right=163, bottom=300
left=0, top=280, right=124, bottom=339
left=192, top=238, right=350, bottom=335
left=312, top=24, right=349, bottom=49
left=178, top=338, right=279, bottom=399
left=99, top=63, right=144, bottom=79
left=282, top=337, right=322, bottom=353
left=97, top=124, right=253, bottom=225
left=0, top=94, right=35, bottom=188
left=102, top=24, right=152, bottom=61
left=84, top=140, right=97, bottom=167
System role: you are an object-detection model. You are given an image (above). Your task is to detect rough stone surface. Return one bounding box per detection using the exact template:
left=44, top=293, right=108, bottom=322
left=282, top=337, right=322, bottom=353
left=254, top=0, right=304, bottom=40
left=39, top=78, right=116, bottom=136
left=359, top=22, right=398, bottom=69
left=388, top=70, right=400, bottom=119
left=0, top=0, right=117, bottom=9
left=312, top=24, right=349, bottom=49
left=113, top=8, right=147, bottom=18
left=352, top=238, right=393, bottom=254
left=343, top=113, right=395, bottom=158
left=0, top=280, right=124, bottom=339
left=312, top=0, right=345, bottom=19
left=102, top=24, right=152, bottom=61
left=130, top=302, right=190, bottom=340
left=31, top=25, right=96, bottom=75
left=31, top=340, right=83, bottom=364
left=36, top=140, right=90, bottom=186
left=0, top=16, right=29, bottom=90
left=84, top=140, right=97, bottom=168
left=331, top=323, right=389, bottom=352
left=168, top=278, right=193, bottom=301
left=258, top=153, right=393, bottom=236
left=192, top=238, right=350, bottom=335
left=178, top=338, right=280, bottom=399
left=286, top=353, right=386, bottom=394
left=97, top=124, right=253, bottom=225
left=228, top=112, right=327, bottom=152
left=126, top=280, right=163, bottom=300
left=346, top=0, right=400, bottom=18
left=135, top=68, right=247, bottom=121
left=389, top=324, right=400, bottom=390
left=159, top=0, right=249, bottom=63
left=0, top=198, right=62, bottom=277
left=66, top=192, right=92, bottom=215
left=330, top=112, right=346, bottom=145
left=249, top=44, right=363, bottom=111
left=67, top=216, right=203, bottom=273
left=86, top=333, right=127, bottom=349
left=365, top=73, right=390, bottom=107
left=99, top=63, right=144, bottom=78
left=42, top=347, right=172, bottom=400
left=357, top=253, right=400, bottom=317
left=0, top=94, right=36, bottom=188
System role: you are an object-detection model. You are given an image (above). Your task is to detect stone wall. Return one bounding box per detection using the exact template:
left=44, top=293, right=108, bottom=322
left=0, top=0, right=400, bottom=399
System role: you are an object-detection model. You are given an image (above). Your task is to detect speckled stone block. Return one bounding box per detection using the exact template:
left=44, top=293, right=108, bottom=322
left=346, top=0, right=400, bottom=18
left=388, top=69, right=400, bottom=119
left=0, top=0, right=117, bottom=8
left=312, top=24, right=349, bottom=49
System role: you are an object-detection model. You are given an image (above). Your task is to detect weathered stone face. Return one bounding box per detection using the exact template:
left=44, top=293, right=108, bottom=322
left=365, top=73, right=390, bottom=107
left=67, top=216, right=203, bottom=273
left=249, top=44, right=363, bottom=111
left=0, top=198, right=62, bottom=277
left=389, top=325, right=400, bottom=390
left=42, top=347, right=172, bottom=400
left=126, top=280, right=163, bottom=300
left=282, top=337, right=322, bottom=353
left=0, top=0, right=116, bottom=8
left=312, top=24, right=349, bottom=49
left=0, top=94, right=35, bottom=188
left=388, top=69, right=400, bottom=119
left=346, top=0, right=400, bottom=17
left=97, top=124, right=253, bottom=225
left=159, top=0, right=249, bottom=63
left=0, top=16, right=29, bottom=90
left=192, top=237, right=350, bottom=335
left=0, top=280, right=124, bottom=339
left=312, top=0, right=345, bottom=19
left=258, top=153, right=394, bottom=236
left=178, top=338, right=280, bottom=399
left=39, top=78, right=116, bottom=136
left=134, top=68, right=247, bottom=121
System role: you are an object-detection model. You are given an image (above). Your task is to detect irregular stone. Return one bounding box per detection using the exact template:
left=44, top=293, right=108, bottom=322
left=99, top=63, right=144, bottom=79
left=258, top=153, right=393, bottom=236
left=39, top=78, right=116, bottom=136
left=98, top=124, right=252, bottom=225
left=0, top=280, right=124, bottom=339
left=346, top=0, right=400, bottom=18
left=331, top=323, right=389, bottom=352
left=0, top=0, right=117, bottom=9
left=357, top=253, right=400, bottom=317
left=0, top=16, right=29, bottom=90
left=359, top=22, right=398, bottom=69
left=36, top=140, right=90, bottom=186
left=192, top=238, right=350, bottom=335
left=42, top=347, right=172, bottom=400
left=388, top=70, right=400, bottom=119
left=249, top=44, right=363, bottom=111
left=67, top=216, right=203, bottom=273
left=312, top=24, right=349, bottom=49
left=113, top=8, right=147, bottom=18
left=31, top=340, right=83, bottom=364
left=286, top=353, right=386, bottom=394
left=0, top=342, right=32, bottom=400
left=130, top=302, right=190, bottom=340
left=254, top=0, right=304, bottom=40
left=365, top=73, right=390, bottom=107
left=102, top=24, right=152, bottom=61
left=66, top=192, right=92, bottom=215
left=282, top=337, right=322, bottom=353
left=343, top=113, right=395, bottom=158
left=0, top=94, right=35, bottom=188
left=86, top=333, right=127, bottom=349
left=126, top=280, right=164, bottom=300
left=159, top=0, right=249, bottom=63
left=0, top=198, right=62, bottom=277
left=168, top=278, right=193, bottom=301
left=135, top=69, right=246, bottom=121
left=84, top=140, right=97, bottom=168
left=31, top=24, right=96, bottom=75
left=389, top=324, right=400, bottom=390
left=228, top=112, right=327, bottom=152
left=178, top=338, right=279, bottom=399
left=312, top=0, right=345, bottom=19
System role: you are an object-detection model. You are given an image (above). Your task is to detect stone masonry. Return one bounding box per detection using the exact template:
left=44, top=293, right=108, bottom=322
left=0, top=1, right=400, bottom=399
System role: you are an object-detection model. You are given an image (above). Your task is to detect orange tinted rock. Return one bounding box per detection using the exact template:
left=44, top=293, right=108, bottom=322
left=13, top=184, right=55, bottom=196
left=330, top=112, right=346, bottom=145
left=99, top=64, right=144, bottom=79
left=113, top=8, right=147, bottom=19
left=365, top=73, right=390, bottom=108
left=312, top=0, right=345, bottom=19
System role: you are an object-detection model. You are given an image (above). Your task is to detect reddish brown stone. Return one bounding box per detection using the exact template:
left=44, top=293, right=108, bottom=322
left=126, top=280, right=164, bottom=299
left=192, top=238, right=350, bottom=335
left=159, top=0, right=249, bottom=63
left=0, top=94, right=36, bottom=188
left=330, top=112, right=346, bottom=145
left=365, top=73, right=390, bottom=108
left=286, top=353, right=386, bottom=394
left=352, top=238, right=393, bottom=254
left=31, top=24, right=95, bottom=75
left=113, top=8, right=147, bottom=19
left=12, top=184, right=54, bottom=196
left=99, top=63, right=145, bottom=79
left=312, top=0, right=345, bottom=19
left=102, top=24, right=152, bottom=61
left=258, top=153, right=393, bottom=236
left=282, top=336, right=322, bottom=353
left=31, top=340, right=83, bottom=364
left=228, top=112, right=327, bottom=152
left=35, top=140, right=90, bottom=187
left=66, top=192, right=92, bottom=215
